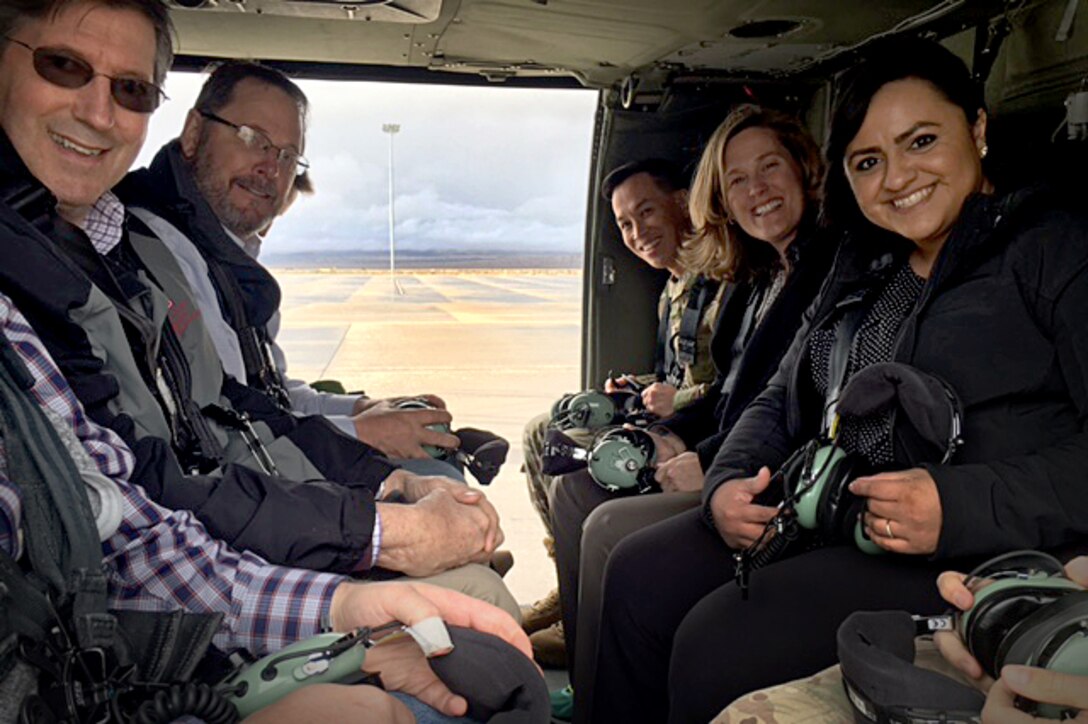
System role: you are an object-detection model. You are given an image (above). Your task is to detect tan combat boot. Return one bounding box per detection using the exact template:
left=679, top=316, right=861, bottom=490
left=520, top=587, right=561, bottom=635
left=529, top=620, right=567, bottom=669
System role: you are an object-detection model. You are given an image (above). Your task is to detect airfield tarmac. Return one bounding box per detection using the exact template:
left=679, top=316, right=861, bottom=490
left=275, top=268, right=582, bottom=605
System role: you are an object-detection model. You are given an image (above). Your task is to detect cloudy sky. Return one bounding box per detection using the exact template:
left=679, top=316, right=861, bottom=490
left=137, top=73, right=599, bottom=255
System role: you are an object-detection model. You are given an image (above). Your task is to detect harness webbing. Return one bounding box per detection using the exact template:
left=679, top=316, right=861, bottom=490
left=676, top=275, right=720, bottom=368
left=203, top=258, right=291, bottom=412
left=655, top=275, right=719, bottom=387
left=0, top=332, right=111, bottom=651
left=0, top=332, right=227, bottom=721
left=56, top=230, right=229, bottom=475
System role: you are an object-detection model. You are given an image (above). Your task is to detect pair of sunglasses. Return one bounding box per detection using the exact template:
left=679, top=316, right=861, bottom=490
left=5, top=36, right=166, bottom=113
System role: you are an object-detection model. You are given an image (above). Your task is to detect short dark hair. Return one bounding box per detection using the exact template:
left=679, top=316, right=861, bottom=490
left=601, top=158, right=687, bottom=202
left=0, top=0, right=174, bottom=85
left=195, top=60, right=309, bottom=131
left=824, top=36, right=985, bottom=231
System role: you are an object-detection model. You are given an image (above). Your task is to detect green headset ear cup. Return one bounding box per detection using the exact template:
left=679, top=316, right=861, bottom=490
left=550, top=394, right=573, bottom=423
left=422, top=423, right=453, bottom=459
left=794, top=445, right=845, bottom=530
left=588, top=429, right=656, bottom=493
left=570, top=391, right=619, bottom=430
left=996, top=590, right=1088, bottom=720
left=393, top=398, right=452, bottom=458
left=853, top=518, right=884, bottom=555
left=1042, top=607, right=1088, bottom=676
left=997, top=590, right=1088, bottom=672
left=814, top=450, right=866, bottom=540
left=962, top=578, right=1083, bottom=679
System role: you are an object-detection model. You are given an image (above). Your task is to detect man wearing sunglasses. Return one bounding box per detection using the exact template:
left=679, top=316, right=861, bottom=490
left=0, top=0, right=515, bottom=609
left=0, top=0, right=169, bottom=226
left=0, top=1, right=535, bottom=722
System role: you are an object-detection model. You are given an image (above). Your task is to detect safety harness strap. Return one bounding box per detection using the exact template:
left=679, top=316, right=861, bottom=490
left=203, top=258, right=291, bottom=412
left=0, top=332, right=110, bottom=650
left=675, top=275, right=719, bottom=369
left=822, top=294, right=870, bottom=435
left=0, top=331, right=225, bottom=719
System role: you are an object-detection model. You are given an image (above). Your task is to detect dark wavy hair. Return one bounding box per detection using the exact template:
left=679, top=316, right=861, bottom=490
left=195, top=60, right=310, bottom=132
left=823, top=36, right=986, bottom=234
left=1, top=0, right=173, bottom=85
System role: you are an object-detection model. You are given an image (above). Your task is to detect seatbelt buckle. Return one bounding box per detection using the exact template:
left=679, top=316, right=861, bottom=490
left=236, top=415, right=280, bottom=478
left=204, top=405, right=281, bottom=477
left=675, top=337, right=696, bottom=367
left=34, top=646, right=115, bottom=724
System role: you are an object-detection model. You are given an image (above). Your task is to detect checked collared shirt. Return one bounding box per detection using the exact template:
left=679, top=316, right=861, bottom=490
left=0, top=292, right=345, bottom=655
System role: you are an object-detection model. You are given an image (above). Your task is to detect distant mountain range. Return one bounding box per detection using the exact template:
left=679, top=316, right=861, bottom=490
left=261, top=248, right=583, bottom=269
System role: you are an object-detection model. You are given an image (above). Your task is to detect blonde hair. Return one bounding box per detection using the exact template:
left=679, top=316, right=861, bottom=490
left=682, top=105, right=823, bottom=282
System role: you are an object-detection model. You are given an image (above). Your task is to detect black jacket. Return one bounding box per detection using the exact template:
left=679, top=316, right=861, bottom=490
left=0, top=132, right=383, bottom=573
left=665, top=230, right=838, bottom=470
left=703, top=187, right=1088, bottom=559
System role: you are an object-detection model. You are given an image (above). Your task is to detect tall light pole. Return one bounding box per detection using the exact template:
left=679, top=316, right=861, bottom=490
left=381, top=123, right=402, bottom=297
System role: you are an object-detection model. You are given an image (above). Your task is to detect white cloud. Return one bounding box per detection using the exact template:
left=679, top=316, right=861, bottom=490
left=136, top=73, right=597, bottom=257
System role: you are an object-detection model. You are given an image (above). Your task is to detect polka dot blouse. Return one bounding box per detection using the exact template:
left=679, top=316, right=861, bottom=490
left=808, top=261, right=926, bottom=467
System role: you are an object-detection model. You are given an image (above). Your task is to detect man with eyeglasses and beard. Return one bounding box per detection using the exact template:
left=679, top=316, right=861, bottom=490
left=114, top=59, right=518, bottom=592
left=123, top=61, right=473, bottom=471
left=0, top=1, right=538, bottom=722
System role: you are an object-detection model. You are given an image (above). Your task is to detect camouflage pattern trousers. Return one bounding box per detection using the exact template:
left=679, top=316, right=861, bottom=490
left=522, top=411, right=595, bottom=540
left=712, top=638, right=973, bottom=723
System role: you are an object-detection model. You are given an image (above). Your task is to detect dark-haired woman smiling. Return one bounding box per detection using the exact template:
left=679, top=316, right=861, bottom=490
left=589, top=37, right=1088, bottom=724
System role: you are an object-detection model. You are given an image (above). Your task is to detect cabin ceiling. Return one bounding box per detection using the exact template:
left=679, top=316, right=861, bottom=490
left=169, top=0, right=1013, bottom=87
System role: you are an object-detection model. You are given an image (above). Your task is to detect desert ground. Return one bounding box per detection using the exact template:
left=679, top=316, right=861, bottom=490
left=275, top=268, right=582, bottom=605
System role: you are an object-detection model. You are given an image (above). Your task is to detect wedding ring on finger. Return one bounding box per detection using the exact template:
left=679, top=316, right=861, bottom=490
left=884, top=519, right=895, bottom=540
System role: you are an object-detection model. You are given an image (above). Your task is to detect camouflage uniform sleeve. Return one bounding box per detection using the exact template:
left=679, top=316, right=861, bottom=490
left=673, top=381, right=709, bottom=411
left=629, top=372, right=661, bottom=387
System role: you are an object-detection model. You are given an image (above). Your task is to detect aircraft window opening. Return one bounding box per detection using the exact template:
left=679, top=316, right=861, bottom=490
left=140, top=71, right=596, bottom=606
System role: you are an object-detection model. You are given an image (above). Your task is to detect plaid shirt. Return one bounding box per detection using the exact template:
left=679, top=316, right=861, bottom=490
left=0, top=292, right=345, bottom=655
left=84, top=191, right=125, bottom=255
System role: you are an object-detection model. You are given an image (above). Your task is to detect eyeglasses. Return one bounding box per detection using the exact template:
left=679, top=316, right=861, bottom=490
left=3, top=36, right=166, bottom=113
left=198, top=110, right=310, bottom=176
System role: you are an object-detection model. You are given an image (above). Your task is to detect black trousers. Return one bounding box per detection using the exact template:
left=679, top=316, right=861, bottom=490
left=551, top=470, right=697, bottom=717
left=550, top=470, right=615, bottom=680
left=588, top=508, right=961, bottom=724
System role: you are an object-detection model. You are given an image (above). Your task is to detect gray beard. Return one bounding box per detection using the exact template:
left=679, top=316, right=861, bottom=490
left=191, top=148, right=269, bottom=238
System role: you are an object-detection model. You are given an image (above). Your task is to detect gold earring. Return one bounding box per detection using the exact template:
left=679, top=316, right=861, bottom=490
left=980, top=144, right=989, bottom=159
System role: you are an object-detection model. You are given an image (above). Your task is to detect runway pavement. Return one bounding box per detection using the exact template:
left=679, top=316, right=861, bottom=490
left=275, top=269, right=583, bottom=605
